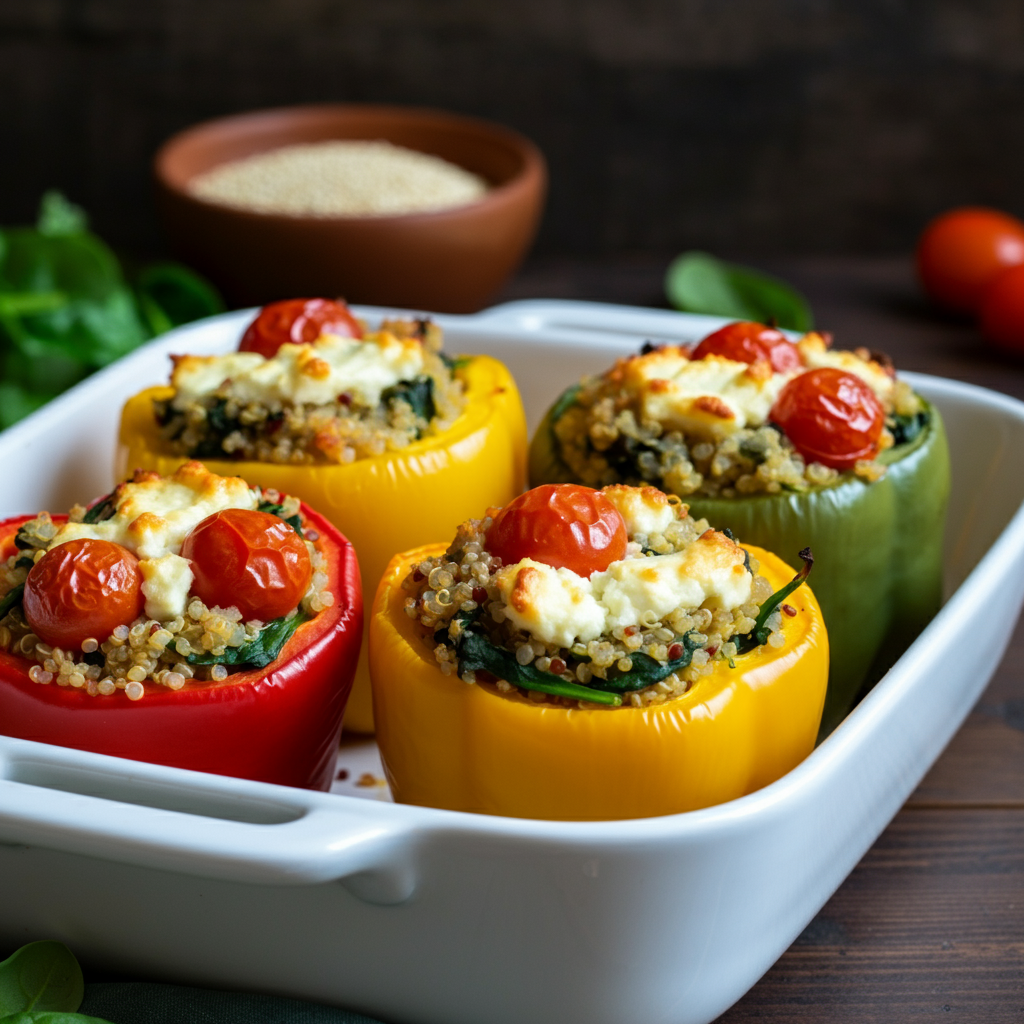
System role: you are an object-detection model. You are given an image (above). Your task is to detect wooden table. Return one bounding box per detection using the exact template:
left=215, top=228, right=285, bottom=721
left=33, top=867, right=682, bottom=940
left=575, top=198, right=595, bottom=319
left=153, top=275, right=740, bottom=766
left=500, top=255, right=1024, bottom=1022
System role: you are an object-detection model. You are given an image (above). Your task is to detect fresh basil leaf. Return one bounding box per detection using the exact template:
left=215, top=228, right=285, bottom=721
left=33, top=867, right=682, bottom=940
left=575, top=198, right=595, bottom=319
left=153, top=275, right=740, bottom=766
left=736, top=548, right=814, bottom=654
left=134, top=263, right=223, bottom=335
left=584, top=632, right=705, bottom=694
left=0, top=584, right=24, bottom=620
left=0, top=1012, right=116, bottom=1024
left=382, top=376, right=435, bottom=423
left=0, top=941, right=83, bottom=1016
left=665, top=251, right=814, bottom=332
left=456, top=629, right=622, bottom=706
left=256, top=500, right=304, bottom=537
left=36, top=192, right=87, bottom=238
left=186, top=612, right=306, bottom=670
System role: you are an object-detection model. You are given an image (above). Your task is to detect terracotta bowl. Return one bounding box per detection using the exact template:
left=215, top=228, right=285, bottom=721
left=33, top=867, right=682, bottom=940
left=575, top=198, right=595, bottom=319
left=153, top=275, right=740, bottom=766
left=154, top=104, right=547, bottom=313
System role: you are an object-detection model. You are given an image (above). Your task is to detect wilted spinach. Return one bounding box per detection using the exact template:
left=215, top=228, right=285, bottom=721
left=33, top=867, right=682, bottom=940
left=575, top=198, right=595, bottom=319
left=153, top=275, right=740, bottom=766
left=186, top=611, right=306, bottom=670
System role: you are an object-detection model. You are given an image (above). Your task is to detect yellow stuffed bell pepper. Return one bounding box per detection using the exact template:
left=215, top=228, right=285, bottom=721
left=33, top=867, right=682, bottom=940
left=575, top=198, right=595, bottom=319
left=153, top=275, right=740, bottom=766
left=118, top=354, right=527, bottom=733
left=370, top=493, right=828, bottom=820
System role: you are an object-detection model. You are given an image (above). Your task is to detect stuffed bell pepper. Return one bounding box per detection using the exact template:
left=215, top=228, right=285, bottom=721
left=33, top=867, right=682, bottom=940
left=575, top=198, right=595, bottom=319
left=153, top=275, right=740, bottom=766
left=529, top=321, right=949, bottom=735
left=0, top=461, right=362, bottom=789
left=370, top=482, right=828, bottom=820
left=118, top=298, right=527, bottom=732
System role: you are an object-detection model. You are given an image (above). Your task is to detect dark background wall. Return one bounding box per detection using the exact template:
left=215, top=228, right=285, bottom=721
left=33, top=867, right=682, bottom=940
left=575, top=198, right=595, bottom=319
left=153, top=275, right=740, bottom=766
left=3, top=0, right=1024, bottom=260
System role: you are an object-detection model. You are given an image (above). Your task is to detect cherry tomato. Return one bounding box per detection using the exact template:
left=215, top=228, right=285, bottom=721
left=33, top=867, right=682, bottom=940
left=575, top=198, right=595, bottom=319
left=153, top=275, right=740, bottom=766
left=691, top=321, right=803, bottom=373
left=181, top=509, right=312, bottom=622
left=24, top=539, right=144, bottom=650
left=486, top=484, right=628, bottom=578
left=916, top=207, right=1024, bottom=313
left=239, top=298, right=363, bottom=359
left=770, top=368, right=885, bottom=470
left=979, top=263, right=1024, bottom=355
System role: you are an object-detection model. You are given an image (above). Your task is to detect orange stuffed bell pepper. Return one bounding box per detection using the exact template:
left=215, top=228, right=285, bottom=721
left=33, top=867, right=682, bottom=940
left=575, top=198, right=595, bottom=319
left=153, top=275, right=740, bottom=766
left=0, top=462, right=361, bottom=790
left=118, top=300, right=527, bottom=732
left=370, top=483, right=828, bottom=820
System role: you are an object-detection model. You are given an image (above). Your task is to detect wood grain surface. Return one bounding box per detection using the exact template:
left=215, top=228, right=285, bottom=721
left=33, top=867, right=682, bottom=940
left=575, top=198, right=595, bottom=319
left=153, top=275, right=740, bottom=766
left=500, top=255, right=1024, bottom=1022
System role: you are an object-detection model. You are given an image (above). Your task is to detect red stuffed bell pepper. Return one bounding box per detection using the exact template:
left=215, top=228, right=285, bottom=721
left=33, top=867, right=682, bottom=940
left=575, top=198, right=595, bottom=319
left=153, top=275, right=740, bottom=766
left=0, top=461, right=361, bottom=790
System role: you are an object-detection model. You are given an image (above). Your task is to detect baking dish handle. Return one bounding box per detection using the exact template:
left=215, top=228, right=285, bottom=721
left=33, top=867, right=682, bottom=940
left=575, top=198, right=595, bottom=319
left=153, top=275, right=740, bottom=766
left=0, top=743, right=422, bottom=904
left=471, top=299, right=734, bottom=342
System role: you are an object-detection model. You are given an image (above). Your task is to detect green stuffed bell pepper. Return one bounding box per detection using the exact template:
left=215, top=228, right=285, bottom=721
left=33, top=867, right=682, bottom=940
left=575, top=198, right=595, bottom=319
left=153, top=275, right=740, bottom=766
left=529, top=321, right=950, bottom=735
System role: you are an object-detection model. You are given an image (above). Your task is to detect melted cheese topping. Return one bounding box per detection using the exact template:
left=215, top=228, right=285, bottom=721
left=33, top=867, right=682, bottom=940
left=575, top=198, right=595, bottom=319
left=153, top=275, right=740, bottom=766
left=610, top=335, right=895, bottom=439
left=495, top=529, right=751, bottom=647
left=170, top=330, right=426, bottom=411
left=796, top=333, right=894, bottom=400
left=621, top=350, right=793, bottom=440
left=51, top=462, right=257, bottom=621
left=601, top=484, right=679, bottom=537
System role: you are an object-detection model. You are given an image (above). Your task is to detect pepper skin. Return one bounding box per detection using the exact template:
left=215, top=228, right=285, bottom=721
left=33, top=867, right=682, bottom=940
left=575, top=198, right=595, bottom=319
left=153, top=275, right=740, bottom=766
left=370, top=543, right=828, bottom=820
left=118, top=354, right=527, bottom=733
left=530, top=396, right=949, bottom=737
left=0, top=504, right=361, bottom=790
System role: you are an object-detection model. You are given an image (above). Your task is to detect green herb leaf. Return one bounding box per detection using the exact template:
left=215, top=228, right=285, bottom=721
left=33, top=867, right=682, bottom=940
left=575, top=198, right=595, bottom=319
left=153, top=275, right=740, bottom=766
left=889, top=411, right=928, bottom=447
left=256, top=500, right=304, bottom=537
left=665, top=251, right=814, bottom=332
left=134, top=262, right=224, bottom=336
left=0, top=1012, right=116, bottom=1024
left=82, top=491, right=117, bottom=524
left=0, top=941, right=83, bottom=1016
left=736, top=547, right=814, bottom=654
left=584, top=632, right=705, bottom=694
left=36, top=192, right=87, bottom=238
left=549, top=383, right=582, bottom=425
left=456, top=630, right=622, bottom=706
left=381, top=376, right=436, bottom=424
left=0, top=584, right=24, bottom=620
left=186, top=612, right=306, bottom=670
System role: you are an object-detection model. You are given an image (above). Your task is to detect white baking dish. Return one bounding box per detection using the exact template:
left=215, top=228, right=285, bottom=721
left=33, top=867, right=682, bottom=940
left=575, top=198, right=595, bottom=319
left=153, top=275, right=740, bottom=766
left=0, top=300, right=1022, bottom=1024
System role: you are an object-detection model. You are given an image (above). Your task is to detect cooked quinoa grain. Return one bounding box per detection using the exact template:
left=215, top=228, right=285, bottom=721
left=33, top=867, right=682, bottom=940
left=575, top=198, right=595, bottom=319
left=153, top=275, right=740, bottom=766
left=403, top=489, right=785, bottom=709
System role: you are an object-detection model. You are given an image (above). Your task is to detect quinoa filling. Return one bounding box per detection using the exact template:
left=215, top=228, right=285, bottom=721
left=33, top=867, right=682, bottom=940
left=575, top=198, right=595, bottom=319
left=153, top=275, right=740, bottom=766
left=551, top=340, right=928, bottom=498
left=403, top=501, right=810, bottom=709
left=0, top=487, right=333, bottom=701
left=156, top=318, right=467, bottom=465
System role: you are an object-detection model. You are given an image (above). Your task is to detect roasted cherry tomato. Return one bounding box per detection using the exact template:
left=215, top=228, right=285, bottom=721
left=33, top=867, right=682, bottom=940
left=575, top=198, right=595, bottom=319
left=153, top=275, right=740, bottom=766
left=24, top=539, right=144, bottom=651
left=486, top=484, right=628, bottom=578
left=979, top=263, right=1024, bottom=355
left=916, top=208, right=1024, bottom=314
left=239, top=298, right=363, bottom=358
left=181, top=509, right=312, bottom=622
left=691, top=321, right=803, bottom=373
left=770, top=368, right=885, bottom=470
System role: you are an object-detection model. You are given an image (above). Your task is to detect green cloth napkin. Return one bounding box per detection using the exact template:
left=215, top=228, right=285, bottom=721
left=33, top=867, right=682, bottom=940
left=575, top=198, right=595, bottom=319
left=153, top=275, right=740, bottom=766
left=79, top=983, right=386, bottom=1024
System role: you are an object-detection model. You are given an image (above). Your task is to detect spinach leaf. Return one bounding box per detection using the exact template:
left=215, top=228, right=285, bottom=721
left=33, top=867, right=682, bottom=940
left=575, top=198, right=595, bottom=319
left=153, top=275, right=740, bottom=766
left=134, top=263, right=223, bottom=336
left=549, top=383, right=582, bottom=426
left=82, top=491, right=116, bottom=524
left=256, top=500, right=304, bottom=537
left=1, top=1012, right=115, bottom=1024
left=0, top=941, right=83, bottom=1016
left=189, top=399, right=238, bottom=458
left=0, top=584, right=24, bottom=620
left=186, top=612, right=306, bottom=670
left=584, top=632, right=705, bottom=694
left=890, top=411, right=928, bottom=447
left=382, top=376, right=435, bottom=423
left=736, top=548, right=814, bottom=654
left=439, top=352, right=472, bottom=372
left=456, top=629, right=622, bottom=706
left=665, top=251, right=814, bottom=332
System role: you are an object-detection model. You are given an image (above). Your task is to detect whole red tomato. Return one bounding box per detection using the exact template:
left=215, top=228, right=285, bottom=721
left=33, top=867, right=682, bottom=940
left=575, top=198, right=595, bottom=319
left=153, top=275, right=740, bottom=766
left=691, top=321, right=803, bottom=373
left=979, top=263, right=1024, bottom=354
left=916, top=208, right=1024, bottom=314
left=486, top=484, right=628, bottom=578
left=770, top=368, right=885, bottom=471
left=181, top=509, right=312, bottom=621
left=24, top=539, right=144, bottom=650
left=239, top=298, right=363, bottom=358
